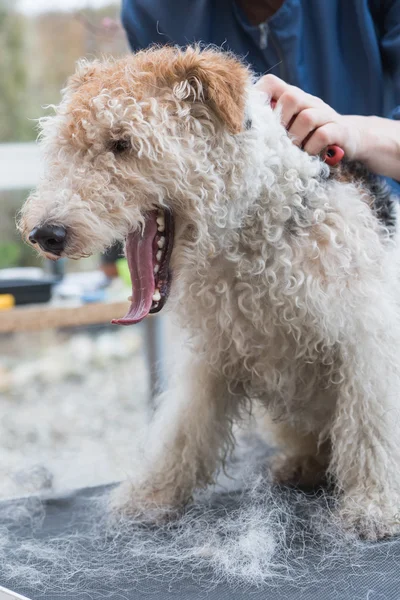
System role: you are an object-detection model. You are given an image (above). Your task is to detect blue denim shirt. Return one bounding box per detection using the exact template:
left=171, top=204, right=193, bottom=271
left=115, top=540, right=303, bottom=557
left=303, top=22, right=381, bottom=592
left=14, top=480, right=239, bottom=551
left=121, top=0, right=400, bottom=191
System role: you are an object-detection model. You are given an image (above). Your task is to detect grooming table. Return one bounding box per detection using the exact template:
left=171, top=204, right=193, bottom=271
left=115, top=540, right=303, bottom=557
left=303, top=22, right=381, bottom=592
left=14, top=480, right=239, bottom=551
left=1, top=482, right=400, bottom=600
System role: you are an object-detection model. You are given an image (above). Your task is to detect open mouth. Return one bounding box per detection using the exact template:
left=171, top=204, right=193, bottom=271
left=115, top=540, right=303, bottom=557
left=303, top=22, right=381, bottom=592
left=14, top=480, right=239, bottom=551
left=112, top=209, right=174, bottom=326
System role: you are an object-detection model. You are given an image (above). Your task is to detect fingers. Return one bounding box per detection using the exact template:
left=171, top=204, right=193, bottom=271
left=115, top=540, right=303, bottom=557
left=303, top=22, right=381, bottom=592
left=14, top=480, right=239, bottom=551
left=277, top=91, right=304, bottom=128
left=256, top=74, right=288, bottom=100
left=257, top=74, right=326, bottom=128
left=277, top=91, right=324, bottom=128
left=288, top=108, right=335, bottom=147
left=303, top=122, right=342, bottom=155
left=257, top=74, right=345, bottom=157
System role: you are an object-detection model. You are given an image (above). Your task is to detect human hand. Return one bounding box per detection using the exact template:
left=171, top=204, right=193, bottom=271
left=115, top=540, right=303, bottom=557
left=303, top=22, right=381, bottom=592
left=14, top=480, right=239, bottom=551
left=256, top=74, right=362, bottom=160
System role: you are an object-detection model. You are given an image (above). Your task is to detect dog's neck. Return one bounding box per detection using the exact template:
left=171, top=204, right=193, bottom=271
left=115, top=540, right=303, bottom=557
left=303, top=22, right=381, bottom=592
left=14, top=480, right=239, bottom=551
left=173, top=86, right=330, bottom=318
left=172, top=86, right=335, bottom=341
left=198, top=85, right=328, bottom=246
left=241, top=84, right=328, bottom=201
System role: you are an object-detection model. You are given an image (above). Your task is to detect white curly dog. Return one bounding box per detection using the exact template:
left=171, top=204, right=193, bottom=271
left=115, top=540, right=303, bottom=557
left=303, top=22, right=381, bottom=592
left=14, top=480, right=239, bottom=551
left=20, top=46, right=400, bottom=539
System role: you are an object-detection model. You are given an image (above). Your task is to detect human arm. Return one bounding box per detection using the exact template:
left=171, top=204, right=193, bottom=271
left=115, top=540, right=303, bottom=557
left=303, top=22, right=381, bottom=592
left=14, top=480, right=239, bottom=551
left=257, top=74, right=400, bottom=181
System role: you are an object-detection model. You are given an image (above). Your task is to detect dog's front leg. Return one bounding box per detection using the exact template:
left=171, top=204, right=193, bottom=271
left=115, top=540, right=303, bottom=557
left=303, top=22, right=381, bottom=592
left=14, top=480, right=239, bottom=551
left=329, top=328, right=400, bottom=540
left=112, top=358, right=234, bottom=520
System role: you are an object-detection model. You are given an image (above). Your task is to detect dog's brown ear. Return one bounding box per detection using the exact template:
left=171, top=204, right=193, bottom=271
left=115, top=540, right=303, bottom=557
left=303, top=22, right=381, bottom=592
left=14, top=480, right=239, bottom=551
left=173, top=47, right=249, bottom=134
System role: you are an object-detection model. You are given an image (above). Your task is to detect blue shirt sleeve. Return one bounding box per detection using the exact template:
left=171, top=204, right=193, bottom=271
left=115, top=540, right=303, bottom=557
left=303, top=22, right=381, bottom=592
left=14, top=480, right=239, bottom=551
left=380, top=0, right=400, bottom=119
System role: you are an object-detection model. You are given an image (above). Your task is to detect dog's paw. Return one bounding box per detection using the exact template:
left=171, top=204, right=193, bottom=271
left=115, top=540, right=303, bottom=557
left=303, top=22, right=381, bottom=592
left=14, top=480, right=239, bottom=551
left=109, top=481, right=189, bottom=524
left=269, top=453, right=327, bottom=490
left=339, top=494, right=400, bottom=541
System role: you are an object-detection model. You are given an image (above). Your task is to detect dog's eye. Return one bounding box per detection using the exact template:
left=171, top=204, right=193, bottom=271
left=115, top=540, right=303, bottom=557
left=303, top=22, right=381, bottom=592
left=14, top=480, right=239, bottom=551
left=110, top=139, right=131, bottom=154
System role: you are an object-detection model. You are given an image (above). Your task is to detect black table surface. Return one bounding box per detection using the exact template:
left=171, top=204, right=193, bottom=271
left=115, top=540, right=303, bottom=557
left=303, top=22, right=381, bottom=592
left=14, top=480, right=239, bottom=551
left=1, top=481, right=400, bottom=600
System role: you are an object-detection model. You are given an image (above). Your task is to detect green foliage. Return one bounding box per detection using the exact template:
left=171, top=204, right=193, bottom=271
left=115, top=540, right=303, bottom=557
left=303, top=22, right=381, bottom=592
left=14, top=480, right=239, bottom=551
left=0, top=190, right=42, bottom=269
left=0, top=0, right=34, bottom=141
left=0, top=1, right=126, bottom=144
left=0, top=242, right=21, bottom=268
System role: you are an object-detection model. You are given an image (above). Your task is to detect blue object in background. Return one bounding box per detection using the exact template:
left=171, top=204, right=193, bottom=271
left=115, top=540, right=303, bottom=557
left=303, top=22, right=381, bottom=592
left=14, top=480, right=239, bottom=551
left=121, top=0, right=400, bottom=194
left=81, top=290, right=106, bottom=304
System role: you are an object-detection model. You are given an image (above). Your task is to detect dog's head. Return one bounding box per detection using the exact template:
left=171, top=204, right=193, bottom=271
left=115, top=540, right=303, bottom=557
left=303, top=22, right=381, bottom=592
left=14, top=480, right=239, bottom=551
left=19, top=46, right=250, bottom=324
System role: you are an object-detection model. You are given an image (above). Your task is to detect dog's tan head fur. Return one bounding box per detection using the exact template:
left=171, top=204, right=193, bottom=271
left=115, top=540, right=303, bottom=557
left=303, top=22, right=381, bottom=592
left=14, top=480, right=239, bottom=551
left=66, top=46, right=248, bottom=137
left=19, top=47, right=250, bottom=260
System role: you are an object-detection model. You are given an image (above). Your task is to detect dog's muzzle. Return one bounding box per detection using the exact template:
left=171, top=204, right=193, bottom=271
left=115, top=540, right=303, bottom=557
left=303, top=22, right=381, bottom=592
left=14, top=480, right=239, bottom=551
left=28, top=225, right=67, bottom=256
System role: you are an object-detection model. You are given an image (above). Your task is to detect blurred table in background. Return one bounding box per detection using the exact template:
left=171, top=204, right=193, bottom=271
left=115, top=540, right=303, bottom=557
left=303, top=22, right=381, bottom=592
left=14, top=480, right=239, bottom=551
left=0, top=299, right=166, bottom=401
left=0, top=142, right=166, bottom=400
left=0, top=300, right=129, bottom=333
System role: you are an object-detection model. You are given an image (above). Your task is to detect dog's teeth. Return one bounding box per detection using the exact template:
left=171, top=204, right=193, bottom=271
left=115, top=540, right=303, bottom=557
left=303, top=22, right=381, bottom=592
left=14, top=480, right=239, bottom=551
left=156, top=215, right=165, bottom=232
left=156, top=250, right=162, bottom=261
left=153, top=264, right=159, bottom=274
left=157, top=237, right=165, bottom=249
left=152, top=290, right=161, bottom=302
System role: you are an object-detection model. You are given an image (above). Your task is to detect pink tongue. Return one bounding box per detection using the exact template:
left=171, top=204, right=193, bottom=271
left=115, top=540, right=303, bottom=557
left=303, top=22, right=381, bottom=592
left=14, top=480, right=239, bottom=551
left=112, top=213, right=157, bottom=326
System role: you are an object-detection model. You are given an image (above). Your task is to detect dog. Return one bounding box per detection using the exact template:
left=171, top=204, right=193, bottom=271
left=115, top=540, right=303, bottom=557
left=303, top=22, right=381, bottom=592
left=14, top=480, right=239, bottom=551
left=19, top=46, right=400, bottom=540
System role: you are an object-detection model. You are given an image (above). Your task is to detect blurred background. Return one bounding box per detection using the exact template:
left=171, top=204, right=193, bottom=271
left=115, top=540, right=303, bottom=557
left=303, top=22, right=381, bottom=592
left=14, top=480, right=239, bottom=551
left=0, top=0, right=153, bottom=499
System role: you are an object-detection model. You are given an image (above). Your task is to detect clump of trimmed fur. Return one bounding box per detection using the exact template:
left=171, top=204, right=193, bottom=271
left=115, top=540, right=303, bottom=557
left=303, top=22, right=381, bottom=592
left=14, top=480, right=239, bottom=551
left=0, top=443, right=369, bottom=595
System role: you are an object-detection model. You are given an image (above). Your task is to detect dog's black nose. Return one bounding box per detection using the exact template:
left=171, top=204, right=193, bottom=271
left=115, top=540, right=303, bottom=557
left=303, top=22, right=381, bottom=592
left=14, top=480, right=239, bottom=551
left=28, top=225, right=67, bottom=255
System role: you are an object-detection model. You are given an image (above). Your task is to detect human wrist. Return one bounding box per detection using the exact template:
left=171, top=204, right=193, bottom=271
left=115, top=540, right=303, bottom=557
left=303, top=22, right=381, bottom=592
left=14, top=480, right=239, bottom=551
left=341, top=115, right=400, bottom=180
left=340, top=115, right=371, bottom=163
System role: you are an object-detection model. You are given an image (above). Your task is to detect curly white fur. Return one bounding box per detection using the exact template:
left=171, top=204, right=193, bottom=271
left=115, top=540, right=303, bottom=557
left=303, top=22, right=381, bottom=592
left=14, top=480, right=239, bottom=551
left=19, top=47, right=400, bottom=540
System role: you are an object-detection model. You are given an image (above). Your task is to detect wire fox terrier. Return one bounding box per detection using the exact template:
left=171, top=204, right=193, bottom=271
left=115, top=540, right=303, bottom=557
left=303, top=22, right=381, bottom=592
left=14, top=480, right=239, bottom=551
left=20, top=47, right=400, bottom=540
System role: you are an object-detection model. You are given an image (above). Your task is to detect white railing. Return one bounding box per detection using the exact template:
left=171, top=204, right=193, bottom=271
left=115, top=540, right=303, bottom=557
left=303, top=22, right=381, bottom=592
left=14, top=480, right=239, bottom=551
left=0, top=143, right=43, bottom=191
